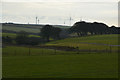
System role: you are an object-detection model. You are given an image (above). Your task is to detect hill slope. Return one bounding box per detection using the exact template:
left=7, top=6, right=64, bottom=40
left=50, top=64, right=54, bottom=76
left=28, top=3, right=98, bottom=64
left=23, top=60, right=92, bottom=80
left=2, top=23, right=70, bottom=34
left=46, top=34, right=119, bottom=50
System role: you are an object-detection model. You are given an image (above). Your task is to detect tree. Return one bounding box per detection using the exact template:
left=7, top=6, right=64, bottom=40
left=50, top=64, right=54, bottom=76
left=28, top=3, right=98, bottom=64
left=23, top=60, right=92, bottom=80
left=109, top=26, right=118, bottom=34
left=15, top=31, right=29, bottom=45
left=70, top=21, right=89, bottom=37
left=40, top=25, right=62, bottom=42
left=70, top=21, right=110, bottom=37
left=40, top=25, right=62, bottom=41
left=60, top=28, right=70, bottom=38
left=40, top=25, right=53, bottom=42
left=51, top=27, right=62, bottom=40
left=2, top=36, right=12, bottom=43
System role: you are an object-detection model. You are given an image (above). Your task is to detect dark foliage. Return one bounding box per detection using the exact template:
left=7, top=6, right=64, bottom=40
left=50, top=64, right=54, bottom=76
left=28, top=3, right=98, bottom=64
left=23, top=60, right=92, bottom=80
left=15, top=31, right=44, bottom=45
left=59, top=28, right=70, bottom=38
left=2, top=36, right=12, bottom=43
left=26, top=37, right=45, bottom=46
left=70, top=21, right=119, bottom=37
left=51, top=27, right=62, bottom=40
left=40, top=25, right=62, bottom=42
left=15, top=31, right=29, bottom=45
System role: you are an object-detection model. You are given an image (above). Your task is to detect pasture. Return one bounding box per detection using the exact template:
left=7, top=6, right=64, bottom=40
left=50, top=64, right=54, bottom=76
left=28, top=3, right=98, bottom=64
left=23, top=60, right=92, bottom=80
left=2, top=45, right=118, bottom=78
left=2, top=24, right=70, bottom=34
left=2, top=34, right=119, bottom=78
left=47, top=34, right=118, bottom=45
left=2, top=52, right=118, bottom=78
left=46, top=34, right=119, bottom=51
left=2, top=46, right=76, bottom=56
left=2, top=33, right=40, bottom=38
left=3, top=26, right=40, bottom=33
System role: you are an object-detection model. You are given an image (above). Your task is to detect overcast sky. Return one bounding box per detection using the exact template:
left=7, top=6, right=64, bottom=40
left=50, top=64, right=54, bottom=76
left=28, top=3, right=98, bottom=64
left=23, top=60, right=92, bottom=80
left=1, top=0, right=118, bottom=26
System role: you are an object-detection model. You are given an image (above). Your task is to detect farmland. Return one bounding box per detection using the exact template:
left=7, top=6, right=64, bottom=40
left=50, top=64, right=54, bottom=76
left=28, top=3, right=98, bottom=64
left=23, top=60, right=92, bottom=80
left=2, top=23, right=70, bottom=34
left=2, top=34, right=119, bottom=78
left=47, top=34, right=118, bottom=45
left=2, top=33, right=119, bottom=51
left=2, top=46, right=76, bottom=56
left=46, top=34, right=119, bottom=51
left=2, top=22, right=119, bottom=78
left=3, top=26, right=40, bottom=33
left=1, top=2, right=119, bottom=78
left=2, top=33, right=40, bottom=38
left=3, top=52, right=118, bottom=78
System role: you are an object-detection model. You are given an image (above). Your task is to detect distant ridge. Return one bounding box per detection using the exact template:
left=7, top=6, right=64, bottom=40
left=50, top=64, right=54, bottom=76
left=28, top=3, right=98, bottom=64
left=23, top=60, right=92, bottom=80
left=1, top=22, right=71, bottom=28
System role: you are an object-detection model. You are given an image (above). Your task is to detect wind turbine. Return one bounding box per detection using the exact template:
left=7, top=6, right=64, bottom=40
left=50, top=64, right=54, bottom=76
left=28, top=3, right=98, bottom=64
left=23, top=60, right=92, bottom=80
left=69, top=16, right=73, bottom=26
left=80, top=17, right=82, bottom=22
left=36, top=16, right=38, bottom=24
left=64, top=19, right=66, bottom=25
left=38, top=19, right=39, bottom=24
left=64, top=21, right=65, bottom=24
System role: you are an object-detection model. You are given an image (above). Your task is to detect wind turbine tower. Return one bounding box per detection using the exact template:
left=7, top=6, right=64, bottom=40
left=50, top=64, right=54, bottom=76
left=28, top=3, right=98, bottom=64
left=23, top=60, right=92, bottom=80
left=36, top=16, right=38, bottom=24
left=38, top=19, right=39, bottom=24
left=80, top=17, right=82, bottom=22
left=69, top=16, right=73, bottom=26
left=64, top=20, right=65, bottom=24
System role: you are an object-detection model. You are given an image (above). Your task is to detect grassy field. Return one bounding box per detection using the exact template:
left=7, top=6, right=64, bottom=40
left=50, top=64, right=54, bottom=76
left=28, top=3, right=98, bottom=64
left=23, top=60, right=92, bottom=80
left=47, top=34, right=118, bottom=45
left=2, top=46, right=76, bottom=56
left=2, top=24, right=70, bottom=34
left=46, top=34, right=119, bottom=51
left=2, top=33, right=40, bottom=38
left=3, top=26, right=40, bottom=33
left=3, top=52, right=118, bottom=78
left=2, top=34, right=119, bottom=78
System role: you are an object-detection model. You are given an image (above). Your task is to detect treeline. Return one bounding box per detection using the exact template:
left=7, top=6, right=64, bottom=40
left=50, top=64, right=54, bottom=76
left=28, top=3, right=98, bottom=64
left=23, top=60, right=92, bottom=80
left=2, top=25, right=63, bottom=45
left=70, top=21, right=119, bottom=37
left=2, top=31, right=44, bottom=46
left=2, top=21, right=120, bottom=46
left=40, top=25, right=62, bottom=42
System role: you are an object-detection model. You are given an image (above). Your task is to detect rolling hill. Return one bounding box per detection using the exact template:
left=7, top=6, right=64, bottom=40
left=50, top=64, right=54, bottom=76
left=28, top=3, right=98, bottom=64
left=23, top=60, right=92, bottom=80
left=1, top=23, right=70, bottom=34
left=46, top=34, right=119, bottom=50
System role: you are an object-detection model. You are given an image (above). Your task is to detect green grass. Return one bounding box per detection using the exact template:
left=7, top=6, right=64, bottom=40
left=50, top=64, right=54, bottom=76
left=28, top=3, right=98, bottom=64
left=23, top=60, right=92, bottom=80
left=2, top=33, right=16, bottom=38
left=47, top=34, right=118, bottom=45
left=46, top=34, right=119, bottom=50
left=2, top=34, right=119, bottom=78
left=3, top=53, right=118, bottom=78
left=2, top=33, right=40, bottom=38
left=2, top=46, right=76, bottom=56
left=3, top=26, right=40, bottom=33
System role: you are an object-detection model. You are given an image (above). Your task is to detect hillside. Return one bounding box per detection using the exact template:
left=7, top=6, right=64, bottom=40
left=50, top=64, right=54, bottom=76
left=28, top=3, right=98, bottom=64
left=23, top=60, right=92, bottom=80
left=46, top=34, right=119, bottom=50
left=1, top=23, right=70, bottom=34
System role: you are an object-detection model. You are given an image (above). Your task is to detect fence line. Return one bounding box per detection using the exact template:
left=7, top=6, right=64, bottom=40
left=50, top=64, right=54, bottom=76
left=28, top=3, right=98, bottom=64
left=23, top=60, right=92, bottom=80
left=2, top=48, right=119, bottom=56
